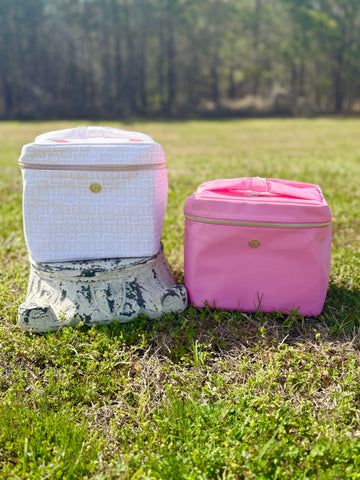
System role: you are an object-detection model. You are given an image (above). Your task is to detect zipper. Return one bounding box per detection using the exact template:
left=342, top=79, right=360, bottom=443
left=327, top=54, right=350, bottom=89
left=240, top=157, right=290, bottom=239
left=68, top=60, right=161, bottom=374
left=19, top=162, right=165, bottom=172
left=185, top=214, right=331, bottom=229
left=34, top=141, right=155, bottom=146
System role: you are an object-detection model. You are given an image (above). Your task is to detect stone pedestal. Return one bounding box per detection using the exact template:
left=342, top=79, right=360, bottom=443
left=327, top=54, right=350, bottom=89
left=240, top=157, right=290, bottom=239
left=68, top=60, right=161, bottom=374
left=18, top=244, right=187, bottom=333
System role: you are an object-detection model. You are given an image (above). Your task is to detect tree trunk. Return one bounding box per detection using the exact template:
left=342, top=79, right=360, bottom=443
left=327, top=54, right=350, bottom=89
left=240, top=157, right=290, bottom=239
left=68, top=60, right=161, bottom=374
left=1, top=76, right=13, bottom=116
left=139, top=27, right=147, bottom=113
left=158, top=28, right=166, bottom=113
left=228, top=69, right=236, bottom=99
left=124, top=0, right=137, bottom=114
left=334, top=50, right=344, bottom=113
left=211, top=62, right=220, bottom=108
left=101, top=8, right=113, bottom=114
left=109, top=0, right=124, bottom=116
left=252, top=0, right=262, bottom=96
left=289, top=61, right=297, bottom=113
left=166, top=17, right=175, bottom=115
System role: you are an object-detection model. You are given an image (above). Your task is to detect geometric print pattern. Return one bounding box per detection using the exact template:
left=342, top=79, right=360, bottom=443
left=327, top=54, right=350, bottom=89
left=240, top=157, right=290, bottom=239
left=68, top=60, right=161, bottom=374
left=22, top=168, right=168, bottom=262
left=20, top=139, right=168, bottom=263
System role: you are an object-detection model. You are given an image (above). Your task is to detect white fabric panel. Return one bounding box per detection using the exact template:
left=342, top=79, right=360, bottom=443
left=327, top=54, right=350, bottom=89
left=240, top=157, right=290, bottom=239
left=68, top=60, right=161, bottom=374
left=20, top=127, right=168, bottom=262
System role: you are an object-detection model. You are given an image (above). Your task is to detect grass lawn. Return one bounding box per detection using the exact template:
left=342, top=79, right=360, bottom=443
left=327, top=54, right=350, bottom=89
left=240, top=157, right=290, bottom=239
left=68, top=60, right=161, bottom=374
left=1, top=118, right=360, bottom=479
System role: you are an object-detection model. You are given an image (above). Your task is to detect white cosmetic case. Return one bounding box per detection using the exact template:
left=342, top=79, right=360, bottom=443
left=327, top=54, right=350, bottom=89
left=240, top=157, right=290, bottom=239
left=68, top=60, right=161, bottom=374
left=19, top=126, right=168, bottom=262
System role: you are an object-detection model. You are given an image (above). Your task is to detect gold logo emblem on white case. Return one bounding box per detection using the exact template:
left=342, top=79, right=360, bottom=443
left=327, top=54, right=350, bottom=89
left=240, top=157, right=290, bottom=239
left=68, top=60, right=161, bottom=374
left=90, top=183, right=102, bottom=193
left=249, top=239, right=261, bottom=248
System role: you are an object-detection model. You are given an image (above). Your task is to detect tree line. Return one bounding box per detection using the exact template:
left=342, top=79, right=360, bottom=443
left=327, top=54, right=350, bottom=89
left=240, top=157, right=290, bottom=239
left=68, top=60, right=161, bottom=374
left=1, top=0, right=360, bottom=119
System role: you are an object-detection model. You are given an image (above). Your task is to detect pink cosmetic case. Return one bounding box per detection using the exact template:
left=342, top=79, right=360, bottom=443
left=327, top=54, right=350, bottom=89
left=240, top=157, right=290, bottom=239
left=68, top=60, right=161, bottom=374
left=184, top=177, right=332, bottom=316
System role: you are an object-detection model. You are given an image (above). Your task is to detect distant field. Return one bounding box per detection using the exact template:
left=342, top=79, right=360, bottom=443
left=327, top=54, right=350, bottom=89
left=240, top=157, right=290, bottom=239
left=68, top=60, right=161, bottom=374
left=1, top=119, right=360, bottom=479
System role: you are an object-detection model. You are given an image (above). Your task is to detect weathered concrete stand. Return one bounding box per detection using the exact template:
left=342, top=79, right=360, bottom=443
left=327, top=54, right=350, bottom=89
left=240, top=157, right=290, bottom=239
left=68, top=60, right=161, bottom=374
left=18, top=244, right=187, bottom=333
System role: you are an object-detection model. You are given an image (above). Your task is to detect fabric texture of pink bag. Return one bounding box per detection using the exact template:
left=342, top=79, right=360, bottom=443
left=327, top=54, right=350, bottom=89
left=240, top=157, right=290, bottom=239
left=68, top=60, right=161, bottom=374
left=184, top=177, right=332, bottom=316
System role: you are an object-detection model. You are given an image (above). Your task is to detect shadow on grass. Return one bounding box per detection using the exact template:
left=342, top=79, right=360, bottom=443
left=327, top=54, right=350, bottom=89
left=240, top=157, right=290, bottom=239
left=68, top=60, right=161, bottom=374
left=85, top=283, right=360, bottom=364
left=319, top=284, right=360, bottom=335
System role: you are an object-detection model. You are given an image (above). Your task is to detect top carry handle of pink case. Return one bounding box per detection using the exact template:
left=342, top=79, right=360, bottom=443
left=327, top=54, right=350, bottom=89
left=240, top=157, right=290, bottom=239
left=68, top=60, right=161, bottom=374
left=196, top=177, right=324, bottom=202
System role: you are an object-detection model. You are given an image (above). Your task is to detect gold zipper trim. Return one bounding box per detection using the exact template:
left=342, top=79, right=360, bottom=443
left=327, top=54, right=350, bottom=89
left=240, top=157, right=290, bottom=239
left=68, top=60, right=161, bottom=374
left=185, top=214, right=331, bottom=229
left=19, top=162, right=165, bottom=172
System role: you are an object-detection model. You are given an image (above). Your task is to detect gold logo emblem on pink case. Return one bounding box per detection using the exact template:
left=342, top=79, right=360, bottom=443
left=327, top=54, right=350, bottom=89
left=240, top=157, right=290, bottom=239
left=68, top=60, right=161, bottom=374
left=249, top=239, right=261, bottom=248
